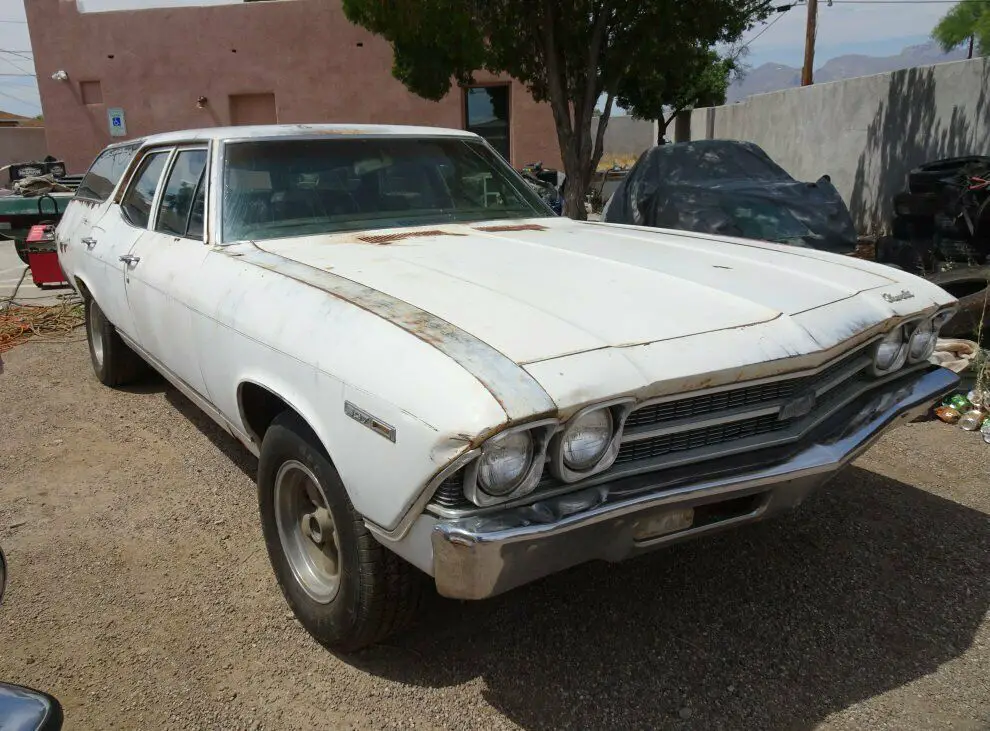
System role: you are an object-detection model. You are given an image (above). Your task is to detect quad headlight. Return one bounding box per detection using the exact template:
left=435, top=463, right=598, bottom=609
left=477, top=430, right=534, bottom=497
left=907, top=318, right=937, bottom=362
left=561, top=408, right=614, bottom=470
left=871, top=326, right=908, bottom=375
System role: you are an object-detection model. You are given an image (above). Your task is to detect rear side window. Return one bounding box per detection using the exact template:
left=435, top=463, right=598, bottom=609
left=121, top=152, right=169, bottom=229
left=75, top=143, right=139, bottom=203
left=155, top=149, right=208, bottom=238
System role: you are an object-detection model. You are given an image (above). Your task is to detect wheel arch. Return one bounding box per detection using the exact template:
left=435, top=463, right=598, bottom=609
left=238, top=379, right=333, bottom=462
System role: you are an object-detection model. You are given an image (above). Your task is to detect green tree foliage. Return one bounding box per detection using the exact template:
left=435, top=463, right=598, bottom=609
left=617, top=48, right=736, bottom=142
left=343, top=0, right=770, bottom=218
left=932, top=1, right=990, bottom=57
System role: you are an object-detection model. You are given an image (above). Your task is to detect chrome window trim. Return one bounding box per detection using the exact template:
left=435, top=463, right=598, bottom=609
left=150, top=145, right=210, bottom=239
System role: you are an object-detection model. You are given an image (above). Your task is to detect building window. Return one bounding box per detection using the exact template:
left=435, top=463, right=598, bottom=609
left=80, top=80, right=103, bottom=105
left=229, top=93, right=277, bottom=126
left=464, top=85, right=510, bottom=161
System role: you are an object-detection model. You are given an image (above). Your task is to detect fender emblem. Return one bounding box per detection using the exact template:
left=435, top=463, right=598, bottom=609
left=344, top=401, right=396, bottom=442
left=882, top=290, right=915, bottom=303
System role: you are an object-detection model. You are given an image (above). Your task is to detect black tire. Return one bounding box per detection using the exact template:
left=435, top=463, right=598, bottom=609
left=258, top=411, right=426, bottom=653
left=84, top=297, right=145, bottom=387
left=927, top=265, right=990, bottom=340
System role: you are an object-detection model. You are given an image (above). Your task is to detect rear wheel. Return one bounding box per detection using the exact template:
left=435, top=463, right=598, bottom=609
left=84, top=297, right=144, bottom=386
left=258, top=411, right=426, bottom=653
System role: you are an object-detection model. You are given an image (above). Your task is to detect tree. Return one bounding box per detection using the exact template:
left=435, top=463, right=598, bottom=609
left=932, top=1, right=990, bottom=58
left=617, top=47, right=736, bottom=144
left=343, top=0, right=771, bottom=219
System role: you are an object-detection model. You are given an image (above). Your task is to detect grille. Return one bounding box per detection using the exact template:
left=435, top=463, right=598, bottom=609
left=428, top=349, right=874, bottom=515
left=625, top=349, right=865, bottom=429
left=433, top=474, right=467, bottom=509
left=615, top=413, right=784, bottom=465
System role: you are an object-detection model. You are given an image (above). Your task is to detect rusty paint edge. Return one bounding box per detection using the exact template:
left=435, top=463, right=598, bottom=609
left=236, top=244, right=556, bottom=421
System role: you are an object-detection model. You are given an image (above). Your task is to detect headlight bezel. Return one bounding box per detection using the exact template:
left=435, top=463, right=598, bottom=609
left=462, top=419, right=557, bottom=507
left=871, top=306, right=956, bottom=375
left=550, top=398, right=634, bottom=483
left=906, top=317, right=937, bottom=363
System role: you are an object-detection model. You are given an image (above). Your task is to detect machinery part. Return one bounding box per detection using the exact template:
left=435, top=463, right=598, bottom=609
left=927, top=265, right=990, bottom=340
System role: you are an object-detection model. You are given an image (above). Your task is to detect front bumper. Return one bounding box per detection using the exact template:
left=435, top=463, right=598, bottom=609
left=431, top=366, right=958, bottom=600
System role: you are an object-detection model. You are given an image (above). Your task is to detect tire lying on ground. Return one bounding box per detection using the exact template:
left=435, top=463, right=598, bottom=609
left=927, top=265, right=990, bottom=340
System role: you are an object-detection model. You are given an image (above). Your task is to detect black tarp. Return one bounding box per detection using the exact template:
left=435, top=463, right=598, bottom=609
left=602, top=140, right=858, bottom=253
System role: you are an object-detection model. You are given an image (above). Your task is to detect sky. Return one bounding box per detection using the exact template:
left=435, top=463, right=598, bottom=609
left=0, top=0, right=967, bottom=119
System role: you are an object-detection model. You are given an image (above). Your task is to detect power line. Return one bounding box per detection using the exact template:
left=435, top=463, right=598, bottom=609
left=742, top=8, right=793, bottom=49
left=0, top=88, right=41, bottom=112
left=0, top=73, right=35, bottom=77
left=0, top=50, right=35, bottom=60
left=0, top=20, right=28, bottom=24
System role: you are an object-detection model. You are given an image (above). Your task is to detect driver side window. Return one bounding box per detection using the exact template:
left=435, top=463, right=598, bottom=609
left=121, top=151, right=169, bottom=229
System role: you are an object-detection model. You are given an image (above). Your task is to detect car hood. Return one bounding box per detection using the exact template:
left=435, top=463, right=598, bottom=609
left=252, top=217, right=901, bottom=365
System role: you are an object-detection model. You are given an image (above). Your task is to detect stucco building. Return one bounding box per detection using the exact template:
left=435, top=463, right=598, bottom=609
left=25, top=0, right=561, bottom=173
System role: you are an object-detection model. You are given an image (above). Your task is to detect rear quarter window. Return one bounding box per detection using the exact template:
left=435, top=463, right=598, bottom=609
left=75, top=143, right=140, bottom=203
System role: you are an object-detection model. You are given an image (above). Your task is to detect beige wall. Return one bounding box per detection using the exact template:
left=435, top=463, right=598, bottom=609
left=681, top=57, right=990, bottom=235
left=0, top=127, right=48, bottom=171
left=26, top=0, right=561, bottom=173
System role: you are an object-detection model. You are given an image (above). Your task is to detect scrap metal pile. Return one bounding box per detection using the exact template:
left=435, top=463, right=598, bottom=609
left=877, top=157, right=990, bottom=340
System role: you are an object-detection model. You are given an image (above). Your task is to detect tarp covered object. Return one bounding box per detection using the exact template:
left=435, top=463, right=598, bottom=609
left=602, top=140, right=857, bottom=253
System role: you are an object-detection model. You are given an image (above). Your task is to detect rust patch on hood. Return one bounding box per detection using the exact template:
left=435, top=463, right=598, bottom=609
left=474, top=223, right=548, bottom=233
left=357, top=230, right=464, bottom=245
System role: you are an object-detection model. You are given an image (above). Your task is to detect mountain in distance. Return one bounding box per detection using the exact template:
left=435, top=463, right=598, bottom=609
left=727, top=41, right=970, bottom=103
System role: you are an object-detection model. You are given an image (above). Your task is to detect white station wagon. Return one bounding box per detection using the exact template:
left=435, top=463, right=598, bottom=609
left=58, top=125, right=959, bottom=651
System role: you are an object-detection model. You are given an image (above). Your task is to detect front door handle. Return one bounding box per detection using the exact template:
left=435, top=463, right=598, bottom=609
left=82, top=237, right=97, bottom=249
left=119, top=254, right=141, bottom=266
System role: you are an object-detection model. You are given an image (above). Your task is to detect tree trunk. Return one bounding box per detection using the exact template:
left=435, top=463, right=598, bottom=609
left=968, top=35, right=974, bottom=59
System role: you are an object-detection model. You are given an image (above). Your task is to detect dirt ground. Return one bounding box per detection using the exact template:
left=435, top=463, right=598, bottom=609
left=0, top=338, right=988, bottom=731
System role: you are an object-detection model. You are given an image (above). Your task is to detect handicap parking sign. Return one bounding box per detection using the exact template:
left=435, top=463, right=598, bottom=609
left=107, top=107, right=127, bottom=137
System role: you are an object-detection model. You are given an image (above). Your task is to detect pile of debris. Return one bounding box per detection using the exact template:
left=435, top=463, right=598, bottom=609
left=881, top=156, right=990, bottom=272
left=930, top=339, right=989, bottom=443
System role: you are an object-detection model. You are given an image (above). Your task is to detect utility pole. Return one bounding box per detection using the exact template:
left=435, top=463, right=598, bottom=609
left=802, top=0, right=818, bottom=86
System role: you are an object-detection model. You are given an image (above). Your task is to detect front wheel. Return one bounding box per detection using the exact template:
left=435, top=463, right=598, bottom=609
left=258, top=411, right=426, bottom=653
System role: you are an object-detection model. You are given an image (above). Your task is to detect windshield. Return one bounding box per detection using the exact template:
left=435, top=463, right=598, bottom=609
left=221, top=137, right=552, bottom=242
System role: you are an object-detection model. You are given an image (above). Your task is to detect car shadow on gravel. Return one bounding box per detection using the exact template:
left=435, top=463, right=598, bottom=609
left=161, top=386, right=258, bottom=480
left=352, top=467, right=990, bottom=729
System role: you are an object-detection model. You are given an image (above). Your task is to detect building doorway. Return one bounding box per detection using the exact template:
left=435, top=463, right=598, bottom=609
left=464, top=85, right=510, bottom=161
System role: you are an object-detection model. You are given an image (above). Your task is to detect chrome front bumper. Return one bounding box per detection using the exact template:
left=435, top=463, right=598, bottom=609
left=430, top=366, right=958, bottom=600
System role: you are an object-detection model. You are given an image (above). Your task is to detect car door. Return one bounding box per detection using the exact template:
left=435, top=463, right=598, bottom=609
left=88, top=149, right=171, bottom=341
left=57, top=142, right=140, bottom=298
left=124, top=146, right=212, bottom=398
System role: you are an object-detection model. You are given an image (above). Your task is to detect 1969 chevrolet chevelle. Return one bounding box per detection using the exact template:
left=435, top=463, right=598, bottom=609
left=57, top=125, right=959, bottom=651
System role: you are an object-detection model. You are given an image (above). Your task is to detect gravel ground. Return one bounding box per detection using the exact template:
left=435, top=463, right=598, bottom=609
left=1, top=338, right=988, bottom=730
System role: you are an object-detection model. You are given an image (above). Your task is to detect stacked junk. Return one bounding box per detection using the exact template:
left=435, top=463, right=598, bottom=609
left=879, top=156, right=990, bottom=442
left=877, top=156, right=990, bottom=340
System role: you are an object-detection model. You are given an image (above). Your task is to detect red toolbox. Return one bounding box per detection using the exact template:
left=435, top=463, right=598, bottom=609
left=24, top=224, right=69, bottom=288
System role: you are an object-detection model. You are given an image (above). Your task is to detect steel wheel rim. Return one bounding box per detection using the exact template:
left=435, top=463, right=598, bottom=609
left=274, top=460, right=341, bottom=604
left=89, top=305, right=104, bottom=369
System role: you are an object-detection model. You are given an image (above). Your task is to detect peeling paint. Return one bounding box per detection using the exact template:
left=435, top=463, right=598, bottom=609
left=234, top=245, right=556, bottom=421
left=474, top=223, right=548, bottom=233
left=357, top=230, right=465, bottom=245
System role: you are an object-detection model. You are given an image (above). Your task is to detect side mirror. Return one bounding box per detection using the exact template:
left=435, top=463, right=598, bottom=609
left=0, top=683, right=64, bottom=731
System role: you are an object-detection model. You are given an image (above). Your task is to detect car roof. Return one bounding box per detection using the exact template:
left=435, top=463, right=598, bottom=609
left=131, top=124, right=480, bottom=146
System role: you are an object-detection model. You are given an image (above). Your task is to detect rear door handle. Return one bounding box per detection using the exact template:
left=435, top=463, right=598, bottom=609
left=119, top=254, right=141, bottom=266
left=82, top=237, right=97, bottom=249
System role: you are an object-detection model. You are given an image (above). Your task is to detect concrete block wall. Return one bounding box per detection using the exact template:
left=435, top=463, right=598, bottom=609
left=0, top=127, right=49, bottom=171
left=681, top=57, right=990, bottom=235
